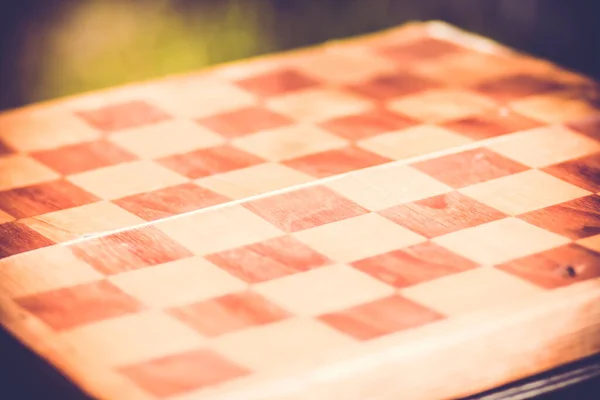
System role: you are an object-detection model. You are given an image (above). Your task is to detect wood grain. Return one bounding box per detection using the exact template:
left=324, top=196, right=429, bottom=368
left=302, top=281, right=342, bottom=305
left=0, top=20, right=599, bottom=400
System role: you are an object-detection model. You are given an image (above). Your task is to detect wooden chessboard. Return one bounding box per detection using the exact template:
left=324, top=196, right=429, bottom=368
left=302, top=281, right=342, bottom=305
left=1, top=21, right=599, bottom=400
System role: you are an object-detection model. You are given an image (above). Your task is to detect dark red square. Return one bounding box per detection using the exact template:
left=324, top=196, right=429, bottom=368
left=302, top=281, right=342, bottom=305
left=197, top=106, right=293, bottom=138
left=351, top=241, right=478, bottom=288
left=412, top=148, right=529, bottom=188
left=235, top=69, right=320, bottom=97
left=319, top=295, right=444, bottom=340
left=474, top=74, right=566, bottom=102
left=32, top=140, right=138, bottom=175
left=379, top=192, right=506, bottom=238
left=378, top=37, right=465, bottom=64
left=347, top=71, right=440, bottom=100
left=169, top=291, right=290, bottom=337
left=113, top=183, right=230, bottom=221
left=0, top=180, right=99, bottom=219
left=0, top=140, right=14, bottom=156
left=158, top=145, right=264, bottom=179
left=0, top=222, right=54, bottom=258
left=76, top=101, right=171, bottom=133
left=543, top=153, right=600, bottom=192
left=497, top=244, right=600, bottom=289
left=70, top=226, right=194, bottom=275
left=518, top=195, right=600, bottom=239
left=244, top=185, right=368, bottom=232
left=283, top=146, right=391, bottom=178
left=15, top=280, right=144, bottom=330
left=442, top=108, right=542, bottom=140
left=319, top=107, right=417, bottom=141
left=119, top=349, right=249, bottom=397
left=205, top=235, right=332, bottom=283
left=566, top=114, right=600, bottom=141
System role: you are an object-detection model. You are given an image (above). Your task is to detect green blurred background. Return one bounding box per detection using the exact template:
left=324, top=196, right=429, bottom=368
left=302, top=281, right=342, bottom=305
left=0, top=0, right=599, bottom=111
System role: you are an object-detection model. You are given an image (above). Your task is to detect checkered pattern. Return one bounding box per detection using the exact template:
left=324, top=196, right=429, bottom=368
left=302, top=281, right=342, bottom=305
left=1, top=20, right=596, bottom=259
left=1, top=21, right=600, bottom=400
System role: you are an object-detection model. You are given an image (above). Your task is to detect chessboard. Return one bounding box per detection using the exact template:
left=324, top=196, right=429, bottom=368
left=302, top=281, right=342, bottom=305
left=0, top=21, right=599, bottom=400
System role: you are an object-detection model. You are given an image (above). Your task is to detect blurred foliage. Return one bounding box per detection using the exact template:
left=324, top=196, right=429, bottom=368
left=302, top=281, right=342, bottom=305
left=20, top=0, right=276, bottom=102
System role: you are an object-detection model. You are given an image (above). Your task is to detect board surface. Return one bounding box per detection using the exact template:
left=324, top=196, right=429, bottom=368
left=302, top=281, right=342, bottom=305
left=1, top=21, right=600, bottom=400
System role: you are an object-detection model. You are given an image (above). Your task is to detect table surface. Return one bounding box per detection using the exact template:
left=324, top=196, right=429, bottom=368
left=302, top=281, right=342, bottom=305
left=0, top=21, right=599, bottom=400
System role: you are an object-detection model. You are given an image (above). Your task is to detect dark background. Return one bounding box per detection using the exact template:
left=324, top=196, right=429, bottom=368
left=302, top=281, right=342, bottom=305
left=1, top=0, right=599, bottom=398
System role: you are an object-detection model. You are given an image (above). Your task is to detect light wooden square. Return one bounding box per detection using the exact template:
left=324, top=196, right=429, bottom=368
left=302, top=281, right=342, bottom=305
left=109, top=256, right=246, bottom=308
left=387, top=89, right=495, bottom=123
left=401, top=267, right=543, bottom=316
left=294, top=50, right=396, bottom=84
left=294, top=213, right=426, bottom=263
left=0, top=108, right=100, bottom=152
left=0, top=209, right=14, bottom=224
left=68, top=160, right=189, bottom=199
left=0, top=246, right=103, bottom=298
left=59, top=311, right=204, bottom=367
left=433, top=218, right=570, bottom=265
left=232, top=124, right=348, bottom=162
left=24, top=202, right=145, bottom=242
left=576, top=234, right=600, bottom=253
left=417, top=52, right=518, bottom=86
left=488, top=126, right=600, bottom=168
left=156, top=205, right=283, bottom=255
left=109, top=120, right=224, bottom=159
left=196, top=163, right=314, bottom=200
left=0, top=155, right=60, bottom=191
left=60, top=84, right=153, bottom=111
left=147, top=78, right=257, bottom=118
left=212, top=318, right=355, bottom=371
left=215, top=57, right=291, bottom=81
left=266, top=88, right=372, bottom=123
left=460, top=170, right=591, bottom=215
left=358, top=125, right=472, bottom=160
left=326, top=164, right=452, bottom=211
left=510, top=91, right=600, bottom=124
left=254, top=264, right=394, bottom=316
